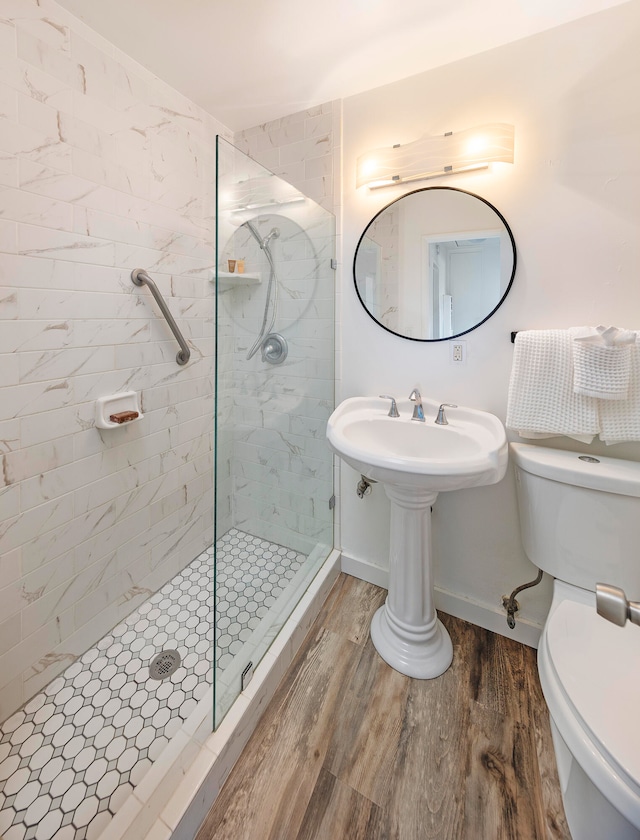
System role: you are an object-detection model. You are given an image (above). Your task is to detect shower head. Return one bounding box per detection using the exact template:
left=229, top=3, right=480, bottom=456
left=262, top=228, right=280, bottom=248
left=243, top=221, right=280, bottom=251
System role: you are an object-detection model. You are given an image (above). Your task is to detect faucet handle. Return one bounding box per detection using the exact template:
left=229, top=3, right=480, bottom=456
left=435, top=403, right=458, bottom=425
left=379, top=395, right=400, bottom=417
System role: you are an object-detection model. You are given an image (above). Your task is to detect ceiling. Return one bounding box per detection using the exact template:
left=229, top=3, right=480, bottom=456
left=56, top=0, right=630, bottom=131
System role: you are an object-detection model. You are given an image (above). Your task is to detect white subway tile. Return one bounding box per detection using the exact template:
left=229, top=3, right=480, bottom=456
left=0, top=319, right=72, bottom=354
left=70, top=32, right=117, bottom=105
left=58, top=110, right=116, bottom=159
left=0, top=19, right=16, bottom=58
left=74, top=508, right=151, bottom=574
left=23, top=499, right=116, bottom=572
left=18, top=158, right=117, bottom=214
left=21, top=549, right=119, bottom=638
left=3, top=435, right=74, bottom=483
left=16, top=29, right=84, bottom=91
left=17, top=91, right=59, bottom=135
left=0, top=481, right=19, bottom=517
left=18, top=343, right=115, bottom=384
left=0, top=151, right=17, bottom=187
left=0, top=548, right=22, bottom=592
left=0, top=417, right=20, bottom=454
left=73, top=461, right=149, bottom=516
left=0, top=79, right=17, bottom=121
left=0, top=217, right=16, bottom=251
left=0, top=493, right=73, bottom=555
left=0, top=377, right=73, bottom=421
left=18, top=223, right=116, bottom=265
left=14, top=16, right=71, bottom=53
left=0, top=186, right=73, bottom=230
left=0, top=676, right=23, bottom=725
left=0, top=286, right=18, bottom=319
left=20, top=401, right=93, bottom=445
left=20, top=448, right=119, bottom=509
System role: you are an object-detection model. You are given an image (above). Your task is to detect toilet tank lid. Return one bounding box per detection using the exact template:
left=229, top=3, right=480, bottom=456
left=510, top=443, right=640, bottom=498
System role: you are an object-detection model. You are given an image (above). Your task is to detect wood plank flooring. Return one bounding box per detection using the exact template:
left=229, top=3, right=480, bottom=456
left=197, top=574, right=570, bottom=840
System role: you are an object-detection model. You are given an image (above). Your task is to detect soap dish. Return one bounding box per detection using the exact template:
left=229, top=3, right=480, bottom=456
left=96, top=391, right=143, bottom=429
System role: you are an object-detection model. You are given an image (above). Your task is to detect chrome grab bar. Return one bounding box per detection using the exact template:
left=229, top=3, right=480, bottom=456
left=131, top=269, right=190, bottom=366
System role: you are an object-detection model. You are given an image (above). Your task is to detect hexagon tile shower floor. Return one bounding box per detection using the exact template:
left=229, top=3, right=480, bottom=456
left=0, top=530, right=304, bottom=840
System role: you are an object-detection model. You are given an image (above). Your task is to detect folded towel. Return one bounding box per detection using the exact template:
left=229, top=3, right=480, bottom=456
left=599, top=342, right=640, bottom=443
left=571, top=325, right=636, bottom=400
left=506, top=330, right=599, bottom=442
left=572, top=325, right=637, bottom=346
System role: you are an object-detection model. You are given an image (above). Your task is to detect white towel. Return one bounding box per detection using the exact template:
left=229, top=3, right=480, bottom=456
left=571, top=325, right=636, bottom=400
left=506, top=330, right=599, bottom=442
left=599, top=342, right=640, bottom=443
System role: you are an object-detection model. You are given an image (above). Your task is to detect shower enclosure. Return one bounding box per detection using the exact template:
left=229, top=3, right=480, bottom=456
left=0, top=139, right=335, bottom=840
left=214, top=137, right=335, bottom=723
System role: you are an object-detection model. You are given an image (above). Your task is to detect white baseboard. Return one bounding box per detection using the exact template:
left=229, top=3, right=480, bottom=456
left=340, top=552, right=542, bottom=649
left=340, top=552, right=389, bottom=589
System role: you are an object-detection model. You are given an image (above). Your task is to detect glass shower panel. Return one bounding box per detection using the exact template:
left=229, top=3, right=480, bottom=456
left=214, top=137, right=335, bottom=725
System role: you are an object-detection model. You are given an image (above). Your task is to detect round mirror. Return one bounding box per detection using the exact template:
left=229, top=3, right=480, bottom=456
left=353, top=187, right=516, bottom=341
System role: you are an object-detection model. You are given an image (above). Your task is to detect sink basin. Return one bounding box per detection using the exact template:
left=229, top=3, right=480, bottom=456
left=327, top=396, right=508, bottom=491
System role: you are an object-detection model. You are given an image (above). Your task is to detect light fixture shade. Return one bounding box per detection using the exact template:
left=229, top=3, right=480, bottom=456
left=356, top=123, right=515, bottom=189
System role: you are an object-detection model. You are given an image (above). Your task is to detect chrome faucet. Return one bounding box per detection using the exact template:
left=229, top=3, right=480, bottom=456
left=409, top=389, right=425, bottom=422
left=379, top=395, right=399, bottom=417
left=435, top=403, right=457, bottom=425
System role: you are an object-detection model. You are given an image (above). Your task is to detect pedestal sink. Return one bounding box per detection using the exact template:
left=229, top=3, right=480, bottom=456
left=327, top=395, right=508, bottom=679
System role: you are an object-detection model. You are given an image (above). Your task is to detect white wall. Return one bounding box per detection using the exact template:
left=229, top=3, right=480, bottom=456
left=0, top=0, right=230, bottom=720
left=340, top=1, right=640, bottom=636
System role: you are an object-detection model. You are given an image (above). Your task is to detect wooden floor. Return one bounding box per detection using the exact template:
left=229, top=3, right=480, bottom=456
left=197, top=574, right=570, bottom=840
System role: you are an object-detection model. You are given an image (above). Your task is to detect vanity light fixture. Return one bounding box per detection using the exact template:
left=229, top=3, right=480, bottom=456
left=356, top=123, right=515, bottom=189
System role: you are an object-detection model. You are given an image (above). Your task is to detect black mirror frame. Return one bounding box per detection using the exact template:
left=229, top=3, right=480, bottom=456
left=353, top=185, right=517, bottom=342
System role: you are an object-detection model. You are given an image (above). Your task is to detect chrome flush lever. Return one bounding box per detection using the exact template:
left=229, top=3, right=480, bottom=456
left=379, top=395, right=399, bottom=417
left=596, top=583, right=640, bottom=627
left=409, top=389, right=425, bottom=421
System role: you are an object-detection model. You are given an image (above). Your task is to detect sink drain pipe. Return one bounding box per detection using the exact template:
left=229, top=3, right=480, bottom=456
left=502, top=569, right=543, bottom=629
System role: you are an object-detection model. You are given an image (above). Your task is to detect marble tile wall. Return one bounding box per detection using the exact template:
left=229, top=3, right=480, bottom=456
left=0, top=0, right=231, bottom=721
left=233, top=103, right=339, bottom=216
left=231, top=107, right=341, bottom=556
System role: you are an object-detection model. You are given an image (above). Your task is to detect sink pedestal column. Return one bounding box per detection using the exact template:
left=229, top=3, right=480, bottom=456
left=370, top=484, right=453, bottom=679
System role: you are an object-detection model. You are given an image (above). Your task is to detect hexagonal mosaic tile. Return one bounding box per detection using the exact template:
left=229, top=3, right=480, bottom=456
left=0, top=530, right=305, bottom=840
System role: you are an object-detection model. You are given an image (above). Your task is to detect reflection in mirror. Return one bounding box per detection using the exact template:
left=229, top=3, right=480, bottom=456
left=354, top=187, right=516, bottom=341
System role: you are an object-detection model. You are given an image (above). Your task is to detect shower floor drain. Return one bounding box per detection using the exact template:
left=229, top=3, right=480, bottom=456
left=149, top=649, right=181, bottom=680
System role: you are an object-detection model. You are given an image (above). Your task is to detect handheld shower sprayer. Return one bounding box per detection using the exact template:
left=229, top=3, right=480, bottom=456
left=260, top=228, right=280, bottom=249
left=241, top=220, right=282, bottom=361
left=244, top=221, right=280, bottom=251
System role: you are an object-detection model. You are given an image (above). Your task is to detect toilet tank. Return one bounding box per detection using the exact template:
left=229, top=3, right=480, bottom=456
left=511, top=443, right=640, bottom=597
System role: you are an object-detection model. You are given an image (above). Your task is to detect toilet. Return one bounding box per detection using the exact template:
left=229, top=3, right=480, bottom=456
left=511, top=442, right=640, bottom=840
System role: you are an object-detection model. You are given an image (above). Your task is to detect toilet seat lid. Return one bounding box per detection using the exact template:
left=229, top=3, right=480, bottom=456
left=547, top=599, right=640, bottom=795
